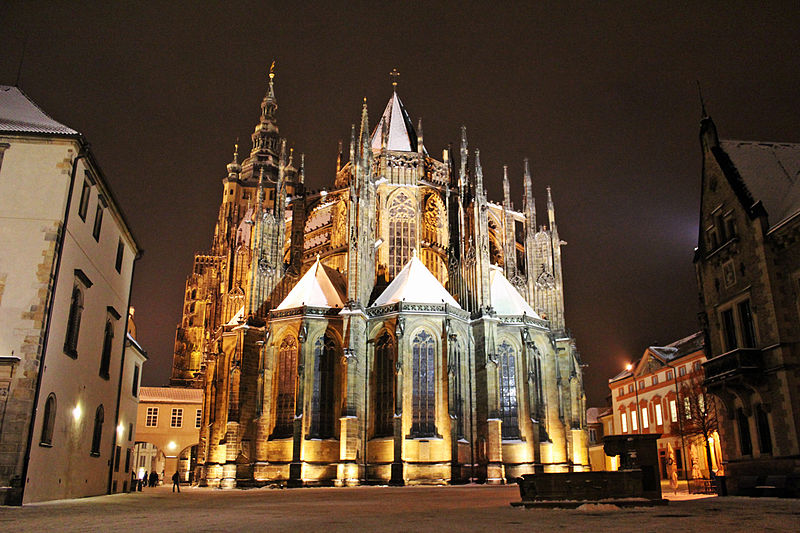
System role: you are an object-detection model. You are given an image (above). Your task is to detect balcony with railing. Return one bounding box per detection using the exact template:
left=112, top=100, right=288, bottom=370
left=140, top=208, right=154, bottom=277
left=703, top=348, right=763, bottom=386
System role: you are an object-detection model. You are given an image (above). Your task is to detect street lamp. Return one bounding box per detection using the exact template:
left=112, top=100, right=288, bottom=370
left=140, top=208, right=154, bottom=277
left=626, top=363, right=640, bottom=434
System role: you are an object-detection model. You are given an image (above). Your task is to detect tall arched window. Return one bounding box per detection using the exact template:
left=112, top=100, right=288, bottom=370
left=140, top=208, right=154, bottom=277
left=412, top=330, right=436, bottom=437
left=91, top=404, right=104, bottom=456
left=374, top=332, right=395, bottom=438
left=452, top=341, right=465, bottom=439
left=273, top=336, right=298, bottom=438
left=228, top=368, right=241, bottom=422
left=64, top=285, right=84, bottom=357
left=388, top=192, right=416, bottom=277
left=40, top=393, right=57, bottom=446
left=99, top=320, right=114, bottom=379
left=498, top=341, right=519, bottom=439
left=310, top=335, right=337, bottom=438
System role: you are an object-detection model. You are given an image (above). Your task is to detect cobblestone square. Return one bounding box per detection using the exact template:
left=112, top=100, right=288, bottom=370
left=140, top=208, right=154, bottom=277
left=2, top=485, right=799, bottom=532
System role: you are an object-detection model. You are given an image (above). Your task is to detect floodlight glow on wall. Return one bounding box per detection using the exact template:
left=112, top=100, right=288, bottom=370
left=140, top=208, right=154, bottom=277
left=72, top=404, right=82, bottom=421
left=168, top=441, right=177, bottom=451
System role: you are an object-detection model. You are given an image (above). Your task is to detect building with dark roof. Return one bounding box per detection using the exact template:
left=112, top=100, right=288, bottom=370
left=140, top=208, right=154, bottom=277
left=696, top=108, right=800, bottom=494
left=0, top=86, right=144, bottom=504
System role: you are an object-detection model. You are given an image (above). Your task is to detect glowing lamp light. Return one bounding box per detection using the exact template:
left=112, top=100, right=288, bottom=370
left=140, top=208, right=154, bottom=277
left=626, top=363, right=633, bottom=372
left=168, top=441, right=177, bottom=451
left=117, top=423, right=125, bottom=436
left=72, top=404, right=82, bottom=421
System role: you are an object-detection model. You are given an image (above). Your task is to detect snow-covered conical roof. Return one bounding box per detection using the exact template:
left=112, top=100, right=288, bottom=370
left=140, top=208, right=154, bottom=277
left=489, top=266, right=541, bottom=318
left=374, top=252, right=460, bottom=308
left=370, top=91, right=417, bottom=152
left=276, top=258, right=346, bottom=309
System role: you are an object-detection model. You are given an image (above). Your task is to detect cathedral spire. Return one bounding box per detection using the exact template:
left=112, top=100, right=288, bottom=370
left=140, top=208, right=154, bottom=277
left=417, top=117, right=424, bottom=153
left=547, top=186, right=556, bottom=230
left=502, top=165, right=511, bottom=204
left=359, top=98, right=370, bottom=157
left=523, top=158, right=535, bottom=227
left=299, top=153, right=305, bottom=184
left=459, top=126, right=468, bottom=192
left=474, top=149, right=484, bottom=198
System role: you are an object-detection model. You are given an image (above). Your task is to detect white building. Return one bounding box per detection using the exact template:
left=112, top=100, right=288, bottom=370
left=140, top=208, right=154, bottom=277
left=0, top=86, right=143, bottom=504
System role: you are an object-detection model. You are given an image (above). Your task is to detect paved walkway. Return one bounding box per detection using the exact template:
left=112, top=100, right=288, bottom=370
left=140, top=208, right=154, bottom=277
left=2, top=484, right=798, bottom=532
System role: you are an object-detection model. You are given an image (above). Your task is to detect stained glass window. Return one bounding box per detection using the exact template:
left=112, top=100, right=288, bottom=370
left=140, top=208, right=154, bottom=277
left=274, top=336, right=297, bottom=438
left=411, top=330, right=436, bottom=437
left=310, top=335, right=337, bottom=438
left=388, top=192, right=416, bottom=277
left=374, top=332, right=395, bottom=438
left=498, top=341, right=519, bottom=439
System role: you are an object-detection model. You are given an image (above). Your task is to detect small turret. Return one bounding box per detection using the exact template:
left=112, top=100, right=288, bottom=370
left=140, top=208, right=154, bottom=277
left=417, top=117, right=424, bottom=153
left=227, top=141, right=241, bottom=177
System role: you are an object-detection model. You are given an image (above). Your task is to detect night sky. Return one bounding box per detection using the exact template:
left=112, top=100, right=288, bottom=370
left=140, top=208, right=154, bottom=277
left=3, top=2, right=799, bottom=406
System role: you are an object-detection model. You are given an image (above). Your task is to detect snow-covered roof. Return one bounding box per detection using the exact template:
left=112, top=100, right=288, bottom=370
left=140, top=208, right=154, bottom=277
left=373, top=251, right=460, bottom=308
left=489, top=266, right=540, bottom=318
left=370, top=91, right=417, bottom=152
left=226, top=305, right=246, bottom=326
left=139, top=387, right=203, bottom=404
left=0, top=86, right=78, bottom=135
left=276, top=257, right=346, bottom=309
left=720, top=140, right=800, bottom=228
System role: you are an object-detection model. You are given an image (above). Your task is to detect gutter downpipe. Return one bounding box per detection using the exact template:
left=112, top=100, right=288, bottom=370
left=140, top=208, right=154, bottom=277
left=18, top=141, right=88, bottom=505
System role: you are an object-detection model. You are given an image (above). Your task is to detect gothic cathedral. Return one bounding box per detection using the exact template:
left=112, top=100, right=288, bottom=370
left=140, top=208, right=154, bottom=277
left=170, top=71, right=589, bottom=487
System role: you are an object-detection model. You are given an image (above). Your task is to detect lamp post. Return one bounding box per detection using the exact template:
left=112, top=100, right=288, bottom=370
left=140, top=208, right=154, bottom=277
left=626, top=363, right=640, bottom=434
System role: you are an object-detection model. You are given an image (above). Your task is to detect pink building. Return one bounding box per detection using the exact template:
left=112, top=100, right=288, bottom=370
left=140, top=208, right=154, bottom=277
left=608, top=332, right=723, bottom=481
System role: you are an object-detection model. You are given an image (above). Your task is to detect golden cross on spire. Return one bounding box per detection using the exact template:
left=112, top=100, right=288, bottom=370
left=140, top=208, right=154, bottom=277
left=269, top=60, right=276, bottom=81
left=390, top=68, right=400, bottom=89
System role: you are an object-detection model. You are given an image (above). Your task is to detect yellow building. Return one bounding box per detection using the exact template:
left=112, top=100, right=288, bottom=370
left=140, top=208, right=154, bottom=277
left=133, top=387, right=202, bottom=484
left=171, top=72, right=589, bottom=487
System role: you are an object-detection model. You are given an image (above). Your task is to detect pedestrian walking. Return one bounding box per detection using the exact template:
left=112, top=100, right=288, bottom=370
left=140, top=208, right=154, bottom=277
left=172, top=471, right=181, bottom=493
left=149, top=471, right=158, bottom=487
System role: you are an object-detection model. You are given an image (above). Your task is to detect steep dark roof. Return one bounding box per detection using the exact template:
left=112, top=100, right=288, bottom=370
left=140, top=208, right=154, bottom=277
left=0, top=86, right=78, bottom=135
left=717, top=140, right=800, bottom=229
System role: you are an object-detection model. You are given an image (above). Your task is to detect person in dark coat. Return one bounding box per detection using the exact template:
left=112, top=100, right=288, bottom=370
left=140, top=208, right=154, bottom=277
left=149, top=471, right=158, bottom=487
left=172, top=471, right=181, bottom=493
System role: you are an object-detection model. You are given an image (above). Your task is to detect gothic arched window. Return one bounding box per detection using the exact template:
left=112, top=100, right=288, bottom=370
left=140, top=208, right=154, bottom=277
left=99, top=320, right=114, bottom=379
left=498, top=341, right=520, bottom=439
left=310, top=335, right=337, bottom=438
left=273, top=336, right=298, bottom=438
left=411, top=330, right=436, bottom=437
left=388, top=192, right=416, bottom=278
left=91, top=404, right=104, bottom=456
left=451, top=341, right=465, bottom=439
left=40, top=393, right=56, bottom=446
left=64, top=285, right=84, bottom=357
left=374, top=332, right=395, bottom=438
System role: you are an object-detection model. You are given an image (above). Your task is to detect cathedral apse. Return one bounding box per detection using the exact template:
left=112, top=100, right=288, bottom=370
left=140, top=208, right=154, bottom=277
left=170, top=69, right=588, bottom=487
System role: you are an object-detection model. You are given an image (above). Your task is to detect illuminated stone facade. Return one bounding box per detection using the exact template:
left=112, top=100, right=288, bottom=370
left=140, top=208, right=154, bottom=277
left=171, top=74, right=588, bottom=487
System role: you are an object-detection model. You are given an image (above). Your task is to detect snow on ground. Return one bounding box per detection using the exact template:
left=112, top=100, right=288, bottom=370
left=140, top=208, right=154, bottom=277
left=2, top=485, right=799, bottom=532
